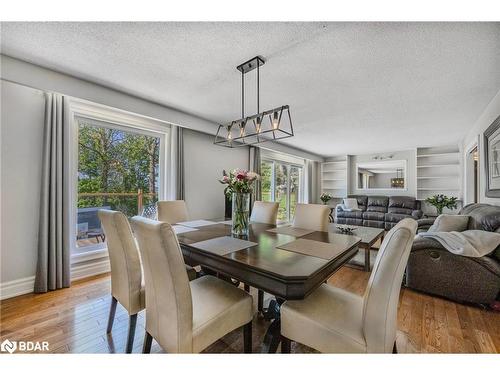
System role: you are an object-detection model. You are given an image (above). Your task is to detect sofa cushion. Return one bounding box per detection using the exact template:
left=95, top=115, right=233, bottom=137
left=384, top=212, right=411, bottom=223
left=337, top=210, right=363, bottom=219
left=460, top=203, right=500, bottom=232
left=363, top=211, right=385, bottom=221
left=387, top=207, right=413, bottom=215
left=388, top=196, right=419, bottom=210
left=366, top=196, right=389, bottom=212
left=427, top=214, right=470, bottom=233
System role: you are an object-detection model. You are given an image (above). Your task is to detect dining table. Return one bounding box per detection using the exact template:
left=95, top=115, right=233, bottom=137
left=174, top=218, right=361, bottom=353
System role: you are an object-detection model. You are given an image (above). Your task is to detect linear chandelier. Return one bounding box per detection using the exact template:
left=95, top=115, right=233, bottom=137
left=214, top=56, right=294, bottom=147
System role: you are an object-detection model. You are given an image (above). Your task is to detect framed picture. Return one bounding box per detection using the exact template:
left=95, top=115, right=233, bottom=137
left=483, top=115, right=500, bottom=197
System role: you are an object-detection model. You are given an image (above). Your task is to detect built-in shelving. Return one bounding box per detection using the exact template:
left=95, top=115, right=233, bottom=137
left=321, top=157, right=348, bottom=201
left=416, top=145, right=462, bottom=204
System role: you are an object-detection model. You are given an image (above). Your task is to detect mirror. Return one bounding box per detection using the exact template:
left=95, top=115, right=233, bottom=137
left=356, top=160, right=407, bottom=190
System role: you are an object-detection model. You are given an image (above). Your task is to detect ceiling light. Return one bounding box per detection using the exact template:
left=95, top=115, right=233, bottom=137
left=214, top=56, right=294, bottom=147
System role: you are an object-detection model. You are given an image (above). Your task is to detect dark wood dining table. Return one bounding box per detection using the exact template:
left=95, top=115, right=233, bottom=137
left=175, top=219, right=361, bottom=353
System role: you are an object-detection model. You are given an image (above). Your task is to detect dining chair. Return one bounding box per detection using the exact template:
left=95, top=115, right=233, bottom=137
left=131, top=216, right=254, bottom=353
left=280, top=218, right=417, bottom=353
left=157, top=200, right=189, bottom=224
left=98, top=209, right=145, bottom=353
left=250, top=201, right=279, bottom=225
left=249, top=200, right=279, bottom=312
left=292, top=203, right=330, bottom=232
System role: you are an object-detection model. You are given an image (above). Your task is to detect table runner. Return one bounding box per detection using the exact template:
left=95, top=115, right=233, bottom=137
left=191, top=236, right=258, bottom=256
left=277, top=238, right=354, bottom=260
left=172, top=225, right=199, bottom=234
left=176, top=220, right=218, bottom=228
left=267, top=226, right=315, bottom=237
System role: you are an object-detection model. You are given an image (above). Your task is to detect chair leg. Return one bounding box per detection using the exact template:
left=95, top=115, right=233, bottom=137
left=106, top=297, right=118, bottom=334
left=142, top=331, right=153, bottom=354
left=126, top=314, right=138, bottom=353
left=392, top=341, right=397, bottom=354
left=257, top=290, right=264, bottom=313
left=281, top=336, right=291, bottom=353
left=243, top=321, right=252, bottom=353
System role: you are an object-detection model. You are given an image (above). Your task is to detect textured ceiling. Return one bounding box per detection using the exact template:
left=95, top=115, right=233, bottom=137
left=1, top=22, right=500, bottom=156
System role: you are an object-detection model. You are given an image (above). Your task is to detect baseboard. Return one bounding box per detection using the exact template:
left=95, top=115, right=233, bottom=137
left=0, top=276, right=36, bottom=300
left=70, top=259, right=110, bottom=281
left=1, top=259, right=110, bottom=300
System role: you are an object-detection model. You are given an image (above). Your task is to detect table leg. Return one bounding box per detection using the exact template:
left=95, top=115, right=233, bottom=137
left=364, top=246, right=370, bottom=272
left=261, top=298, right=284, bottom=353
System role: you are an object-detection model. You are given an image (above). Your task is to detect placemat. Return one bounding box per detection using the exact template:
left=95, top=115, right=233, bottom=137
left=191, top=236, right=258, bottom=256
left=172, top=225, right=199, bottom=234
left=277, top=238, right=355, bottom=260
left=267, top=226, right=315, bottom=237
left=176, top=220, right=218, bottom=228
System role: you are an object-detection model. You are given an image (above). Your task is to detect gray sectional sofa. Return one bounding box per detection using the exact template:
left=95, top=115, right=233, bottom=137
left=336, top=195, right=423, bottom=230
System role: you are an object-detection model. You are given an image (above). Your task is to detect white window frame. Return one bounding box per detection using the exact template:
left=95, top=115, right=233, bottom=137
left=67, top=98, right=171, bottom=264
left=261, top=157, right=304, bottom=223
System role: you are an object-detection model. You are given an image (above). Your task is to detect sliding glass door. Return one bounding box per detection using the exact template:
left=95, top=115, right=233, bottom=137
left=261, top=159, right=303, bottom=223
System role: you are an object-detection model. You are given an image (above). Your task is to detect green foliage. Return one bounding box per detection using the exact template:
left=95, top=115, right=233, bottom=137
left=78, top=122, right=160, bottom=217
left=425, top=194, right=458, bottom=215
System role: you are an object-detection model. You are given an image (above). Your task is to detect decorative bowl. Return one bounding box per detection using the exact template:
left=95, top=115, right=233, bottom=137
left=336, top=225, right=357, bottom=235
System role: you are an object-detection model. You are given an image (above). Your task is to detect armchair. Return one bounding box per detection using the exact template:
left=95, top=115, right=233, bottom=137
left=406, top=203, right=500, bottom=305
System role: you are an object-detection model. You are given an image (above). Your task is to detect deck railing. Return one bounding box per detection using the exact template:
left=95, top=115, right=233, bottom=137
left=78, top=189, right=156, bottom=215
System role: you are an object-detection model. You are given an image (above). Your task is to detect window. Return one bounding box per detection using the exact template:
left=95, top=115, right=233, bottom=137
left=69, top=101, right=169, bottom=256
left=261, top=159, right=303, bottom=223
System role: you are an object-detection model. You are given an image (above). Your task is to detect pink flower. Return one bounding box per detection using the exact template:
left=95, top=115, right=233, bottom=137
left=221, top=175, right=229, bottom=183
left=236, top=171, right=247, bottom=180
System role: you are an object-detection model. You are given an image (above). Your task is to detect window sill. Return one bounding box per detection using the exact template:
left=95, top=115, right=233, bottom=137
left=71, top=248, right=109, bottom=265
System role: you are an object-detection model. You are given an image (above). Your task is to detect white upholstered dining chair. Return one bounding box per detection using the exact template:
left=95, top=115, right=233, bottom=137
left=292, top=203, right=330, bottom=232
left=131, top=216, right=254, bottom=353
left=280, top=218, right=417, bottom=353
left=157, top=200, right=189, bottom=224
left=98, top=209, right=145, bottom=353
left=250, top=201, right=279, bottom=225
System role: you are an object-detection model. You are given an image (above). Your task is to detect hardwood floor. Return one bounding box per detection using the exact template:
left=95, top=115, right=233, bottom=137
left=1, top=267, right=498, bottom=354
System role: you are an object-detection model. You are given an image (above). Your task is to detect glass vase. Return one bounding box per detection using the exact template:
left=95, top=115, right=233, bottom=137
left=232, top=192, right=250, bottom=237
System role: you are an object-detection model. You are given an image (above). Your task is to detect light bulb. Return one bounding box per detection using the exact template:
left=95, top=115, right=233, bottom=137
left=240, top=121, right=246, bottom=137
left=272, top=112, right=279, bottom=130
left=227, top=126, right=232, bottom=141
left=256, top=117, right=262, bottom=133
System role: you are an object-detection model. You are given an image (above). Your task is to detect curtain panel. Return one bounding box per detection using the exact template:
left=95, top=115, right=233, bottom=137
left=34, top=93, right=71, bottom=293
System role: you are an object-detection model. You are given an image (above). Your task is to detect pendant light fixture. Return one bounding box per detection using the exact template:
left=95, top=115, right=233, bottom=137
left=214, top=56, right=294, bottom=147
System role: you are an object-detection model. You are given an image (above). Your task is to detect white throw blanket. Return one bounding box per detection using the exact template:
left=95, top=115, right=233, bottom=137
left=418, top=230, right=500, bottom=257
left=336, top=203, right=361, bottom=212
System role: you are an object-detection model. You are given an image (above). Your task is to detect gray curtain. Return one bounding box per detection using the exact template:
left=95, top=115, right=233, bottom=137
left=251, top=146, right=262, bottom=201
left=34, top=93, right=71, bottom=293
left=176, top=126, right=185, bottom=200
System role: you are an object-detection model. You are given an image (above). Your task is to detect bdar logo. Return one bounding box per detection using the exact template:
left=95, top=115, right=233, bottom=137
left=1, top=339, right=17, bottom=353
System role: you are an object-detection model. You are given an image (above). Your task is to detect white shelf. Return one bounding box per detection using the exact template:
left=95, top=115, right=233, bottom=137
left=321, top=158, right=347, bottom=200
left=417, top=176, right=459, bottom=179
left=417, top=152, right=460, bottom=158
left=417, top=188, right=460, bottom=191
left=417, top=164, right=460, bottom=168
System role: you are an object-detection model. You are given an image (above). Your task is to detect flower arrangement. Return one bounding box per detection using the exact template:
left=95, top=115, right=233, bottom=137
left=425, top=194, right=458, bottom=215
left=219, top=169, right=260, bottom=196
left=219, top=169, right=260, bottom=236
left=320, top=192, right=333, bottom=205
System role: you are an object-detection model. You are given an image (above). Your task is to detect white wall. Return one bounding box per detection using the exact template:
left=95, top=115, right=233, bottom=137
left=183, top=129, right=249, bottom=219
left=1, top=81, right=45, bottom=283
left=463, top=89, right=500, bottom=205
left=348, top=150, right=417, bottom=197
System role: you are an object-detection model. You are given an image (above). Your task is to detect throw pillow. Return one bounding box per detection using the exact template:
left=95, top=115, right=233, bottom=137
left=343, top=198, right=359, bottom=210
left=428, top=214, right=470, bottom=233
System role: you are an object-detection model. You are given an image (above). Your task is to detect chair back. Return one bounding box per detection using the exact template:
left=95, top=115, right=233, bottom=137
left=292, top=203, right=330, bottom=231
left=157, top=200, right=189, bottom=224
left=98, top=210, right=143, bottom=314
left=131, top=216, right=193, bottom=353
left=362, top=218, right=417, bottom=352
left=250, top=201, right=279, bottom=225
